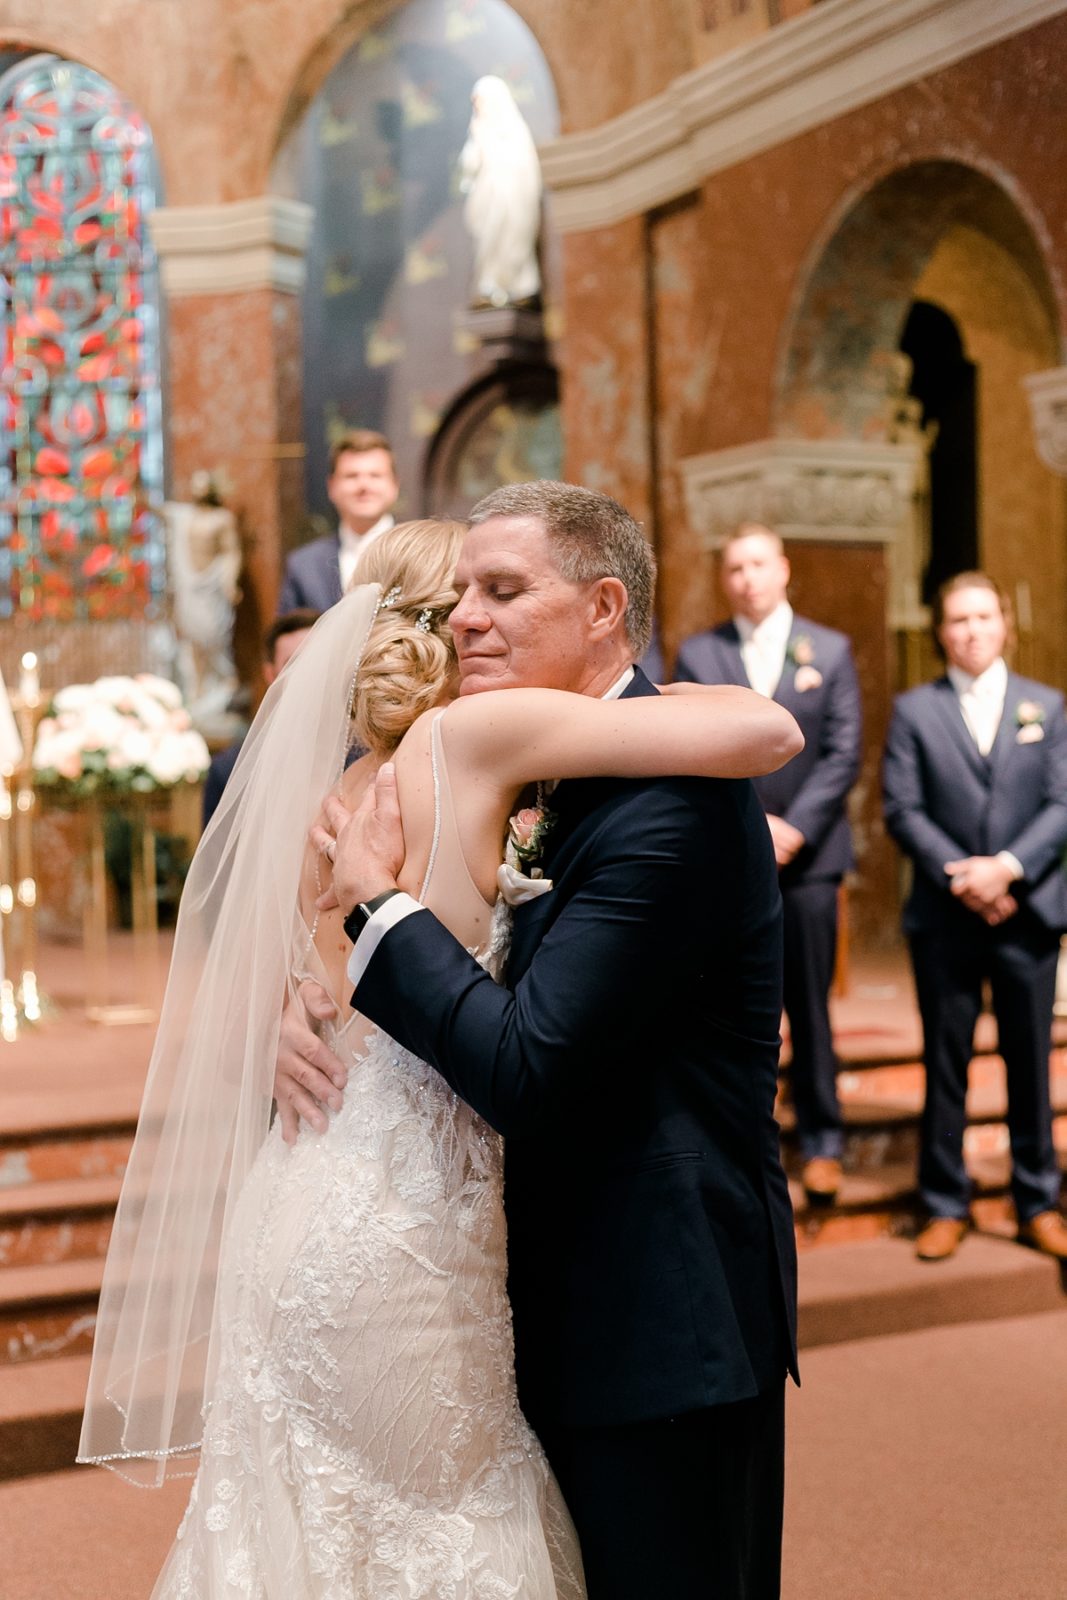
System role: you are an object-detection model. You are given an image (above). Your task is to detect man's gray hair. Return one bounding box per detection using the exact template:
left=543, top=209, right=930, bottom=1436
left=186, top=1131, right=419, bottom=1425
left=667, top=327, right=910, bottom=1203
left=468, top=481, right=656, bottom=657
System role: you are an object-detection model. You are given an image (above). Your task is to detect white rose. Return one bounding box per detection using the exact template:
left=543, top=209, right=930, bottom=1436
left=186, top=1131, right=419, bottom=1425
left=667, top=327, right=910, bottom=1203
left=136, top=674, right=183, bottom=711
left=53, top=684, right=95, bottom=713
left=180, top=731, right=211, bottom=778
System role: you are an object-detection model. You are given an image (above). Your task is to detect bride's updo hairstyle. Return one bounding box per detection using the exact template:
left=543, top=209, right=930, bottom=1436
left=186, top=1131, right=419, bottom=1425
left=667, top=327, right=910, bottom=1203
left=348, top=518, right=467, bottom=755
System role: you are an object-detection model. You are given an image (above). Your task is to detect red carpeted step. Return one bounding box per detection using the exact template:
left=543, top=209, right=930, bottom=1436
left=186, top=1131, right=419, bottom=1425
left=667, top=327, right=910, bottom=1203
left=0, top=1352, right=90, bottom=1480
left=797, top=1231, right=1067, bottom=1349
left=0, top=1258, right=102, bottom=1365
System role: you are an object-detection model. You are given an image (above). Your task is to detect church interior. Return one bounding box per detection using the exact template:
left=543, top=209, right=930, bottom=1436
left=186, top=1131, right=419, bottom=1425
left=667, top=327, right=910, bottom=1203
left=1, top=1, right=1066, bottom=1593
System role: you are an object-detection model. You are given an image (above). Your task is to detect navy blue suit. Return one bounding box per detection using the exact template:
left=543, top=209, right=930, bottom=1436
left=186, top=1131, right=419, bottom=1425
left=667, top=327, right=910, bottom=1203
left=676, top=617, right=863, bottom=1160
left=277, top=535, right=343, bottom=614
left=884, top=671, right=1067, bottom=1220
left=355, top=669, right=797, bottom=1597
left=201, top=738, right=243, bottom=829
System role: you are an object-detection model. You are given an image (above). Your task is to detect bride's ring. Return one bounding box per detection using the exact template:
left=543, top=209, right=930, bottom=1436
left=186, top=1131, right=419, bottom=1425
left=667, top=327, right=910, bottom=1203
left=322, top=839, right=337, bottom=863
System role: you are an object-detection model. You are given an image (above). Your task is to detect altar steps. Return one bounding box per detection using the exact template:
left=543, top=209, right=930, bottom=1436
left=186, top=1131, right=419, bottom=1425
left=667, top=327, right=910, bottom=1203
left=0, top=1115, right=135, bottom=1366
left=783, top=1048, right=1067, bottom=1248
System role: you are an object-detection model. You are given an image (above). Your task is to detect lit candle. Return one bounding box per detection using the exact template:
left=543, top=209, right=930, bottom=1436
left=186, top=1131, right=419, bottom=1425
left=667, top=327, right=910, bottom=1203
left=18, top=652, right=38, bottom=708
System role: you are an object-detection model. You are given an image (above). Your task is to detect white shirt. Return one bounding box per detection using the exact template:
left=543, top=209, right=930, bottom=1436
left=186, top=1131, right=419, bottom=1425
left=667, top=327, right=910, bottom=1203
left=346, top=665, right=636, bottom=987
left=736, top=601, right=793, bottom=699
left=945, top=655, right=1023, bottom=882
left=947, top=656, right=1007, bottom=758
left=338, top=513, right=394, bottom=595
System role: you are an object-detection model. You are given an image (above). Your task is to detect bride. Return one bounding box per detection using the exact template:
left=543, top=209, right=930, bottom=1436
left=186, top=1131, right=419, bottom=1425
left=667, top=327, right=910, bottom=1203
left=79, top=519, right=801, bottom=1597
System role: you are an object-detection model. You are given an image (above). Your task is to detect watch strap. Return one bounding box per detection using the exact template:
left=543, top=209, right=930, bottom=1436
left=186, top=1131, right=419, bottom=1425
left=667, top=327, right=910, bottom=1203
left=343, top=887, right=403, bottom=944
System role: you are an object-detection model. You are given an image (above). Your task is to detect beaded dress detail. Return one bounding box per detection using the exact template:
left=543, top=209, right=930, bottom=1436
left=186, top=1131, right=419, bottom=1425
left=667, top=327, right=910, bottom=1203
left=153, top=715, right=584, bottom=1599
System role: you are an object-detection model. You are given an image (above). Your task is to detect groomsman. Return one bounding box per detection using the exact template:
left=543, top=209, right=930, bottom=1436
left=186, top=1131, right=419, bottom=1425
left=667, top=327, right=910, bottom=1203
left=278, top=429, right=398, bottom=613
left=883, top=571, right=1067, bottom=1261
left=676, top=523, right=862, bottom=1202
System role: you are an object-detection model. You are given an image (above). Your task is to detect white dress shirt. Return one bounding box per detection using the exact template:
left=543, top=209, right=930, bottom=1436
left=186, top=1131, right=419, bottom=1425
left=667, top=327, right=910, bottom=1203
left=945, top=655, right=1023, bottom=882
left=338, top=513, right=394, bottom=595
left=346, top=666, right=636, bottom=988
left=736, top=602, right=793, bottom=699
left=947, top=656, right=1007, bottom=757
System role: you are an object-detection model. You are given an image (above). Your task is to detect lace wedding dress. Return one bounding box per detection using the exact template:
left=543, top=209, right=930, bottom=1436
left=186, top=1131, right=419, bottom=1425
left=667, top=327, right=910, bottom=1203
left=154, top=716, right=584, bottom=1598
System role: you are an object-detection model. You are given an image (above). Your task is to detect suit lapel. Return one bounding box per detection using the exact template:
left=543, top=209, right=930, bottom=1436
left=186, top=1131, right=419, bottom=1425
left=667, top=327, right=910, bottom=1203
left=717, top=622, right=752, bottom=689
left=930, top=676, right=991, bottom=784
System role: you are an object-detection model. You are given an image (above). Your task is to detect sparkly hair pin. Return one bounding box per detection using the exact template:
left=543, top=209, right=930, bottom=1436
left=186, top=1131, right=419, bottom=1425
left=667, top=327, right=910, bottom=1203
left=376, top=584, right=403, bottom=614
left=415, top=608, right=433, bottom=634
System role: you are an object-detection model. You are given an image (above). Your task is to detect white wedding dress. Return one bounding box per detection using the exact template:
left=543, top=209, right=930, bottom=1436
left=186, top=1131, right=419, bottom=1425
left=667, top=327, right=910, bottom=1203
left=153, top=716, right=584, bottom=1599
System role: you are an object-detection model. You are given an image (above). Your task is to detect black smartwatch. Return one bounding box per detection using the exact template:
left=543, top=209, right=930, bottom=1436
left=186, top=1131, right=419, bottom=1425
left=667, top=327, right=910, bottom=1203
left=343, top=887, right=403, bottom=944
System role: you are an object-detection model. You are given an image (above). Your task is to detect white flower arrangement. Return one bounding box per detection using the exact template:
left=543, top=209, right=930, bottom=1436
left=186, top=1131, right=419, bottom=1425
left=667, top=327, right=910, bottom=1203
left=33, top=673, right=210, bottom=798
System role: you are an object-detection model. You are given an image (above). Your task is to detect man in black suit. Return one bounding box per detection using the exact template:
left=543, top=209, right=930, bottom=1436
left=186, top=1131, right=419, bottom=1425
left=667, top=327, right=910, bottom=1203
left=675, top=524, right=862, bottom=1204
left=883, top=570, right=1067, bottom=1262
left=277, top=429, right=398, bottom=613
left=289, top=484, right=798, bottom=1597
left=201, top=608, right=320, bottom=827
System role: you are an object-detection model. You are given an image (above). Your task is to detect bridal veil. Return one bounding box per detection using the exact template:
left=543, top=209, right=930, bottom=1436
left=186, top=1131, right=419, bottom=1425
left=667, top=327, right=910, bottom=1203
left=79, top=584, right=380, bottom=1485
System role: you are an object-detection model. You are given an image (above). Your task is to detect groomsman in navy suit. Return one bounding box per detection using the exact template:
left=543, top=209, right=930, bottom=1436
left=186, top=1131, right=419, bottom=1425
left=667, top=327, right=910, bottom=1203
left=883, top=571, right=1067, bottom=1262
left=676, top=523, right=862, bottom=1203
left=278, top=429, right=398, bottom=613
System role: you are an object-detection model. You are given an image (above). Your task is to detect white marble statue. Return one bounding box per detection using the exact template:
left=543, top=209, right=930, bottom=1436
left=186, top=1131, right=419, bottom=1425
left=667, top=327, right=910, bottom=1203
left=459, top=75, right=542, bottom=308
left=164, top=471, right=242, bottom=733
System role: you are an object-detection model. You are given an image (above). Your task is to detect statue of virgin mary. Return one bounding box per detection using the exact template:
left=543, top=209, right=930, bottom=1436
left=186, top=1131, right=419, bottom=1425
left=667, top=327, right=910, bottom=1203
left=459, top=76, right=543, bottom=308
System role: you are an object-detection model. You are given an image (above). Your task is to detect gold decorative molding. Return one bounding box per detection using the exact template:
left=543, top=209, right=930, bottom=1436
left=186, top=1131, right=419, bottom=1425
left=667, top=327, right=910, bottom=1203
left=539, top=0, right=1067, bottom=232
left=148, top=197, right=315, bottom=296
left=1024, top=366, right=1067, bottom=476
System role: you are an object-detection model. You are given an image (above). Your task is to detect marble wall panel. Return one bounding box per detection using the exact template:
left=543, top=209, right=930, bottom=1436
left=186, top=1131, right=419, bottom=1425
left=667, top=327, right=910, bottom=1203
left=559, top=217, right=652, bottom=528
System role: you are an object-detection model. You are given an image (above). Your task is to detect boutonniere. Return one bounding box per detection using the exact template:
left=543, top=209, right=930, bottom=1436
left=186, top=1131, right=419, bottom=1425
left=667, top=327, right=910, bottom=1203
left=497, top=802, right=557, bottom=906
left=786, top=634, right=822, bottom=693
left=1015, top=699, right=1046, bottom=744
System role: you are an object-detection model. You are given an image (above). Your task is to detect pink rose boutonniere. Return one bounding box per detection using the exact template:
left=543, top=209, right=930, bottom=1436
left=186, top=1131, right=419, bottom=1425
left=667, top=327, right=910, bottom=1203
left=1015, top=700, right=1046, bottom=744
left=498, top=801, right=558, bottom=906
left=787, top=634, right=822, bottom=693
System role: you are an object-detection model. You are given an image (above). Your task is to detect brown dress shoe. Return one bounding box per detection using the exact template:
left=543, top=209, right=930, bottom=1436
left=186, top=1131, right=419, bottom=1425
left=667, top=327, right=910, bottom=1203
left=802, top=1157, right=843, bottom=1202
left=1017, top=1210, right=1067, bottom=1259
left=915, top=1216, right=968, bottom=1261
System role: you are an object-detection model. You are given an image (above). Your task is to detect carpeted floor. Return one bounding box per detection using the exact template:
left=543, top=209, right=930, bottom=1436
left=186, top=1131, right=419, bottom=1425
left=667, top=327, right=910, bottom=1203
left=783, top=1308, right=1067, bottom=1600
left=3, top=1307, right=1065, bottom=1598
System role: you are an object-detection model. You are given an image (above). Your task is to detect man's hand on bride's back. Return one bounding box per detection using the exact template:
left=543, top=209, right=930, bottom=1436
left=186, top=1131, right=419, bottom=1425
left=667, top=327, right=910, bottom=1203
left=274, top=981, right=348, bottom=1144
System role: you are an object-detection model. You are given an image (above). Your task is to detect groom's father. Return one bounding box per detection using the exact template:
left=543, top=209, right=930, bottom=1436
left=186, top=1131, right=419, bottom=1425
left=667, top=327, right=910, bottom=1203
left=304, top=484, right=798, bottom=1598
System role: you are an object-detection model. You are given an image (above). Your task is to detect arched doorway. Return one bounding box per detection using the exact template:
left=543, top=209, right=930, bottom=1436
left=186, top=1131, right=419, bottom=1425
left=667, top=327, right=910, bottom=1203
left=776, top=159, right=1063, bottom=688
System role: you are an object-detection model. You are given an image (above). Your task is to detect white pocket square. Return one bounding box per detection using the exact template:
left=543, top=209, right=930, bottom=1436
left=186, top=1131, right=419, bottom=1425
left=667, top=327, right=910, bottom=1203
left=497, top=861, right=554, bottom=906
left=1016, top=724, right=1044, bottom=744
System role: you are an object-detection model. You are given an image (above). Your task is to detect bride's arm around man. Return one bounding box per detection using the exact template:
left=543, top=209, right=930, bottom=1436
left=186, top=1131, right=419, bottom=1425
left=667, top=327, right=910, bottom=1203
left=301, top=482, right=801, bottom=1600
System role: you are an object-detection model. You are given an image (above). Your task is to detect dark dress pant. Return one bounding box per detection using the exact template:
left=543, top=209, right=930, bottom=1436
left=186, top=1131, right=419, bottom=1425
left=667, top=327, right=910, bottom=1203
left=536, top=1385, right=785, bottom=1600
left=782, top=878, right=843, bottom=1160
left=909, top=911, right=1062, bottom=1221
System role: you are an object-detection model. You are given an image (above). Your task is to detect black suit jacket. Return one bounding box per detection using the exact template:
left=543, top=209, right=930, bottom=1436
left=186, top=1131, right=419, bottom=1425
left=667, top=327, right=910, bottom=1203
left=278, top=535, right=343, bottom=614
left=354, top=669, right=798, bottom=1430
left=675, top=616, right=862, bottom=885
left=883, top=671, right=1067, bottom=936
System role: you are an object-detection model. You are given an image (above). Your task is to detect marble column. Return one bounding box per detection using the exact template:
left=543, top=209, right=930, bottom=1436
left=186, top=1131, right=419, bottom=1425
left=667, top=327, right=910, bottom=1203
left=678, top=435, right=926, bottom=948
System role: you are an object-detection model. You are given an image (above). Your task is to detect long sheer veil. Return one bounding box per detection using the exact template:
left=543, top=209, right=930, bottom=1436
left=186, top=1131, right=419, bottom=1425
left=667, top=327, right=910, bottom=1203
left=78, top=584, right=381, bottom=1485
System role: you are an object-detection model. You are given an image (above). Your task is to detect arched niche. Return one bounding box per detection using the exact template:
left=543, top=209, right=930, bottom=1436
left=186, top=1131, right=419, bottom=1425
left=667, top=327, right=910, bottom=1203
left=774, top=159, right=1065, bottom=687
left=274, top=0, right=560, bottom=528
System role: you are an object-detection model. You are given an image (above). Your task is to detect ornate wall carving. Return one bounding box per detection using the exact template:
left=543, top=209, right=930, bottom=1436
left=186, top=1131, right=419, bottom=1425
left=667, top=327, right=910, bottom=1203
left=1024, top=365, right=1067, bottom=476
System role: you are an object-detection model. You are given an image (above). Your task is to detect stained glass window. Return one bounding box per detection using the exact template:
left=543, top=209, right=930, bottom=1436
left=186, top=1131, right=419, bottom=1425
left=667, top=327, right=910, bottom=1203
left=0, top=54, right=164, bottom=624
